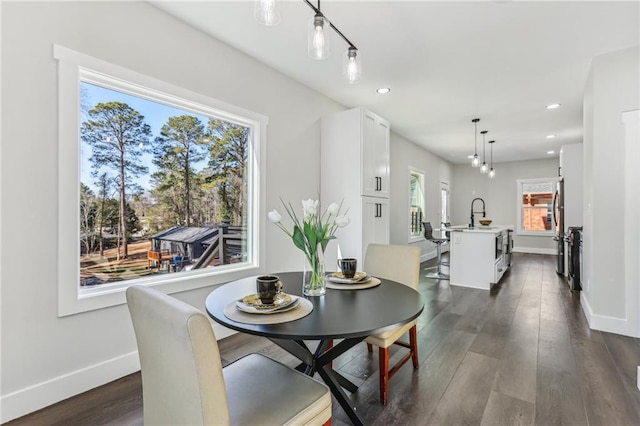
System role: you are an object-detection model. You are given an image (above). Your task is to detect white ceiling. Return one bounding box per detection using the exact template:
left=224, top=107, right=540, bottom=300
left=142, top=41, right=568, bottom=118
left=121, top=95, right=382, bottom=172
left=150, top=1, right=639, bottom=164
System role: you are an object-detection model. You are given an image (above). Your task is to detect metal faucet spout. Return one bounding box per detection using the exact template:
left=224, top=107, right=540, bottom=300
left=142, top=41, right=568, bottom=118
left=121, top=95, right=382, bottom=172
left=470, top=197, right=486, bottom=228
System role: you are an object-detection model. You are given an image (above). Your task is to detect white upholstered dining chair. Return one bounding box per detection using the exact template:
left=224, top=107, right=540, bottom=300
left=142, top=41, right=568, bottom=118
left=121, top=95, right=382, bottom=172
left=364, top=243, right=421, bottom=405
left=126, top=285, right=332, bottom=425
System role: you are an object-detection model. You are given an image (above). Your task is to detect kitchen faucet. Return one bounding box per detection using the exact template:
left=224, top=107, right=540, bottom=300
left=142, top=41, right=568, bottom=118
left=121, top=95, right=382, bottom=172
left=470, top=197, right=486, bottom=228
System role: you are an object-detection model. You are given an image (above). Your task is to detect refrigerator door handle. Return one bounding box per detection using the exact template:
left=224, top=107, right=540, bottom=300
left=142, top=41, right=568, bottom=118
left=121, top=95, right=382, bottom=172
left=552, top=190, right=558, bottom=227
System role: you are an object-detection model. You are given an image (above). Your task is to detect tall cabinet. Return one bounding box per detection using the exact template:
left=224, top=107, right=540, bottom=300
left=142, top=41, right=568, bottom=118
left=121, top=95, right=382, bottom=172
left=321, top=107, right=391, bottom=268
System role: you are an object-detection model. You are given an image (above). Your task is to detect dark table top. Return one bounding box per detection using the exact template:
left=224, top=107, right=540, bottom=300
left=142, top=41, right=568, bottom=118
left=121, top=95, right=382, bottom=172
left=205, top=272, right=424, bottom=340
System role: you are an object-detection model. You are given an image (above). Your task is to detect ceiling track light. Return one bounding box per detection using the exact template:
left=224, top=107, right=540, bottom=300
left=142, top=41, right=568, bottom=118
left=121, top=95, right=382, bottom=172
left=256, top=0, right=361, bottom=84
left=488, top=140, right=496, bottom=179
left=480, top=131, right=489, bottom=174
left=471, top=118, right=480, bottom=168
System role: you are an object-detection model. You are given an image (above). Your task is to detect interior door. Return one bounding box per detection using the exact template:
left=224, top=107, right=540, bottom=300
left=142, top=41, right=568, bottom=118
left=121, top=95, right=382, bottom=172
left=440, top=181, right=450, bottom=227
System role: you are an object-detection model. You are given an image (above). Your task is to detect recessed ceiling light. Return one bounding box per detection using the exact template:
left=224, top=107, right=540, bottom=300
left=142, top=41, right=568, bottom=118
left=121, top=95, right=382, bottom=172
left=545, top=103, right=561, bottom=109
left=376, top=88, right=391, bottom=94
left=546, top=134, right=556, bottom=139
left=547, top=150, right=555, bottom=155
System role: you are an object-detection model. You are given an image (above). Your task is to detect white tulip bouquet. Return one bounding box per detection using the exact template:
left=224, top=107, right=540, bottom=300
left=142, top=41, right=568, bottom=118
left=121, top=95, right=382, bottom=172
left=268, top=199, right=349, bottom=295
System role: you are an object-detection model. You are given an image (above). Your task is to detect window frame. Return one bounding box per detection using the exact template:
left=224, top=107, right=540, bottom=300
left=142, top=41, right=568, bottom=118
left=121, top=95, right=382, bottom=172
left=55, top=45, right=267, bottom=317
left=408, top=167, right=426, bottom=243
left=516, top=177, right=558, bottom=237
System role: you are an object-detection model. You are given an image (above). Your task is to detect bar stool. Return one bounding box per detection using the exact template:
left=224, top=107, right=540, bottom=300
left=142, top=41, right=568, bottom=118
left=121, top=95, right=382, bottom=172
left=423, top=221, right=450, bottom=280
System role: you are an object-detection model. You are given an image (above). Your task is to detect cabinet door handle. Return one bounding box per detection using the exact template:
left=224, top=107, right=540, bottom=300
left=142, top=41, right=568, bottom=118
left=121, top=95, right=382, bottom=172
left=375, top=203, right=382, bottom=218
left=375, top=176, right=382, bottom=191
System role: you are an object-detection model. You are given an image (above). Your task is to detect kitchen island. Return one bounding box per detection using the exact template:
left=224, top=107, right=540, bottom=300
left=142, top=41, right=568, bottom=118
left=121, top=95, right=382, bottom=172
left=446, top=225, right=513, bottom=290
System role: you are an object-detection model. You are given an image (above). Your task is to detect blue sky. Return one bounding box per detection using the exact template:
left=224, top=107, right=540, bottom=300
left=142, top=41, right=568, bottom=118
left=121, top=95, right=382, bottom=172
left=80, top=82, right=210, bottom=195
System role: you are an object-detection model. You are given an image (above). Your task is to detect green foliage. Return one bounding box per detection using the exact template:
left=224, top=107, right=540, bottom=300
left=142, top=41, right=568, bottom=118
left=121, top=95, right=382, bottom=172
left=81, top=102, right=151, bottom=180
left=152, top=115, right=209, bottom=227
left=206, top=119, right=249, bottom=225
left=81, top=102, right=152, bottom=258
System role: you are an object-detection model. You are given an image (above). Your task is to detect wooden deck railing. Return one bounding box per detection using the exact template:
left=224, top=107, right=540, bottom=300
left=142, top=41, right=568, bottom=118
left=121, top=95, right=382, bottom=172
left=147, top=249, right=174, bottom=269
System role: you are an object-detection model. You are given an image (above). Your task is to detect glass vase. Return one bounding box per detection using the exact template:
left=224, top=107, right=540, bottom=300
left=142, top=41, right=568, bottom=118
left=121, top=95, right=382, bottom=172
left=303, top=244, right=326, bottom=296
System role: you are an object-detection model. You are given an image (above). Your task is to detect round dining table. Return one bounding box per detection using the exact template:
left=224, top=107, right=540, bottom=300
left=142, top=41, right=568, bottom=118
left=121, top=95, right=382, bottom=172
left=205, top=271, right=424, bottom=426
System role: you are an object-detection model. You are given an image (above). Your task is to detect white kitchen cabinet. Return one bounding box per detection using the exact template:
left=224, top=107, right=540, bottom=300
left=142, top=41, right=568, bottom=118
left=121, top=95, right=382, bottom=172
left=361, top=110, right=391, bottom=198
left=362, top=197, right=390, bottom=257
left=321, top=107, right=391, bottom=268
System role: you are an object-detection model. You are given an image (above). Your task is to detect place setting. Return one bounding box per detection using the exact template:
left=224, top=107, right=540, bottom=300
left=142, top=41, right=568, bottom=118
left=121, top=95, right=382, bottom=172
left=223, top=275, right=314, bottom=324
left=326, top=258, right=381, bottom=290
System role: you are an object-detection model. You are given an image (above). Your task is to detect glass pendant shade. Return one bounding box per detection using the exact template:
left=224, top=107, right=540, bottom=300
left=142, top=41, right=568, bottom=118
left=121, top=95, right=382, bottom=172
left=472, top=154, right=480, bottom=167
left=480, top=162, right=488, bottom=173
left=254, top=0, right=281, bottom=26
left=343, top=47, right=361, bottom=84
left=308, top=13, right=330, bottom=60
left=489, top=168, right=496, bottom=178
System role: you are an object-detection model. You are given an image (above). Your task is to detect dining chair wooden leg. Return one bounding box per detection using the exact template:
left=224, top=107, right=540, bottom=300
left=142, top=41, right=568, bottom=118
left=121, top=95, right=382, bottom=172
left=322, top=419, right=332, bottom=426
left=367, top=343, right=373, bottom=353
left=410, top=325, right=419, bottom=369
left=379, top=346, right=390, bottom=405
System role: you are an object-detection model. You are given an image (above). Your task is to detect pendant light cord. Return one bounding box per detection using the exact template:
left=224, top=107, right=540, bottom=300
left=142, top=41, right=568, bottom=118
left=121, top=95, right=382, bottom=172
left=474, top=121, right=478, bottom=155
left=482, top=132, right=486, bottom=161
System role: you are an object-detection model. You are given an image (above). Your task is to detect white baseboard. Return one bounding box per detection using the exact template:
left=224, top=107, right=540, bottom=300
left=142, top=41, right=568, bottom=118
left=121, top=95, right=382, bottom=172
left=421, top=250, right=437, bottom=263
left=1, top=351, right=140, bottom=423
left=580, top=292, right=639, bottom=337
left=512, top=247, right=556, bottom=255
left=213, top=321, right=237, bottom=340
left=1, top=322, right=238, bottom=423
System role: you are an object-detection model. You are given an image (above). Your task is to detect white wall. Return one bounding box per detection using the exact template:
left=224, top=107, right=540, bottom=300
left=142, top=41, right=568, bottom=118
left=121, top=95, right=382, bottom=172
left=582, top=46, right=640, bottom=336
left=0, top=1, right=346, bottom=421
left=389, top=133, right=453, bottom=261
left=451, top=158, right=559, bottom=254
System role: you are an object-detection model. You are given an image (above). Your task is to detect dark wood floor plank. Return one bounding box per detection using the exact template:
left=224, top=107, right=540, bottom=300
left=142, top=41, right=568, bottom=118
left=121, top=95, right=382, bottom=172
left=492, top=301, right=541, bottom=403
left=535, top=363, right=587, bottom=426
left=601, top=331, right=640, bottom=421
left=372, top=329, right=477, bottom=425
left=480, top=391, right=535, bottom=426
left=429, top=351, right=499, bottom=425
left=573, top=338, right=640, bottom=425
left=535, top=318, right=588, bottom=426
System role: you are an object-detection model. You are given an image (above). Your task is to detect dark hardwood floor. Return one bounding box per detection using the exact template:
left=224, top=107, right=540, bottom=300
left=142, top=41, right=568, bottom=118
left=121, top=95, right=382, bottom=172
left=7, top=253, right=640, bottom=425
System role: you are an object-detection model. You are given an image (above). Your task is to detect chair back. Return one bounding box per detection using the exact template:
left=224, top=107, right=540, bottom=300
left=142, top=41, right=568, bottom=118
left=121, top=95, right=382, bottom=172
left=364, top=243, right=421, bottom=290
left=126, top=285, right=230, bottom=425
left=422, top=222, right=435, bottom=240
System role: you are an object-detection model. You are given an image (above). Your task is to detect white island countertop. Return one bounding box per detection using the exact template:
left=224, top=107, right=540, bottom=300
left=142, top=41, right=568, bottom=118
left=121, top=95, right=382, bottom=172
left=445, top=225, right=513, bottom=234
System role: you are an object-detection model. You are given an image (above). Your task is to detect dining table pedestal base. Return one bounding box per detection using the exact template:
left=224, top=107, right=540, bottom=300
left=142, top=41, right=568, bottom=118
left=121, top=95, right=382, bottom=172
left=270, top=337, right=365, bottom=426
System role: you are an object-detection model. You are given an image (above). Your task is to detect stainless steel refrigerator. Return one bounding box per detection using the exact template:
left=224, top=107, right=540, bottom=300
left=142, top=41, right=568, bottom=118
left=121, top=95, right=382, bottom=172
left=552, top=178, right=565, bottom=275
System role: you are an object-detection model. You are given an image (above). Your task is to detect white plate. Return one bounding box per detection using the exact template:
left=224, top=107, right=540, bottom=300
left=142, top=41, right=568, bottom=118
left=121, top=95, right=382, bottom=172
left=235, top=294, right=299, bottom=314
left=327, top=271, right=371, bottom=284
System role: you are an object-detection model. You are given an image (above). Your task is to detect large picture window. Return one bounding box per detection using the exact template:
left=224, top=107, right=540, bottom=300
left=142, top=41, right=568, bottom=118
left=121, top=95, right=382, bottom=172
left=516, top=178, right=557, bottom=236
left=55, top=46, right=266, bottom=316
